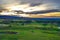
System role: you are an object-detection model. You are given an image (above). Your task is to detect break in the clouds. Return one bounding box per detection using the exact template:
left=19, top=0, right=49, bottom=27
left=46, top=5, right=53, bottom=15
left=0, top=0, right=60, bottom=12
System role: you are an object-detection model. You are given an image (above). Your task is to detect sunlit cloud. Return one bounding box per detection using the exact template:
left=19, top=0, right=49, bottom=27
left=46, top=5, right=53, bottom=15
left=0, top=0, right=60, bottom=12
left=0, top=0, right=60, bottom=18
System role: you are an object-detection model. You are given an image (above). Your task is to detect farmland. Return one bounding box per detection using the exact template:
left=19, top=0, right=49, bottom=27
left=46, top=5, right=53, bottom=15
left=0, top=19, right=60, bottom=40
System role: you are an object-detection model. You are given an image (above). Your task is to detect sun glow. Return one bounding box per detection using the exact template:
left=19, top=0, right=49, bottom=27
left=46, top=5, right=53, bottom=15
left=5, top=4, right=30, bottom=12
left=1, top=4, right=50, bottom=17
left=0, top=12, right=15, bottom=15
left=0, top=11, right=30, bottom=17
left=5, top=4, right=47, bottom=12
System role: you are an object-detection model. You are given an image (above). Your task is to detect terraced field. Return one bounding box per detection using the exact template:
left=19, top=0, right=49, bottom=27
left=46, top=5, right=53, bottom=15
left=0, top=19, right=60, bottom=40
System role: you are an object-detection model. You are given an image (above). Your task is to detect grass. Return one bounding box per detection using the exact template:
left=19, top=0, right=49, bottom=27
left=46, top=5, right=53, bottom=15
left=0, top=19, right=60, bottom=40
left=0, top=29, right=60, bottom=40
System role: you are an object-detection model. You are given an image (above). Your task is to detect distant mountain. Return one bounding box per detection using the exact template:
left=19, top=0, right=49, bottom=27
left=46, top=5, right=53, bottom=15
left=0, top=15, right=60, bottom=21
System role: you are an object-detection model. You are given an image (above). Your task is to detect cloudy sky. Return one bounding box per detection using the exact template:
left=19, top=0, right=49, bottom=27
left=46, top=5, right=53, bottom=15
left=0, top=0, right=60, bottom=12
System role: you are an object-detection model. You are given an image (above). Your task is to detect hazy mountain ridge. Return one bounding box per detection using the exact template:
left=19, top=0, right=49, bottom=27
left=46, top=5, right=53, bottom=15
left=0, top=15, right=60, bottom=21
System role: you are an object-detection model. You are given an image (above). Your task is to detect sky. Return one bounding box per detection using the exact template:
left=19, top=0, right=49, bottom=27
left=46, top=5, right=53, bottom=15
left=0, top=0, right=60, bottom=12
left=0, top=0, right=60, bottom=18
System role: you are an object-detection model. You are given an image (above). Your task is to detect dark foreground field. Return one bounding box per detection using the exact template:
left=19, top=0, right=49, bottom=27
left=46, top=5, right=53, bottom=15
left=0, top=19, right=60, bottom=40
